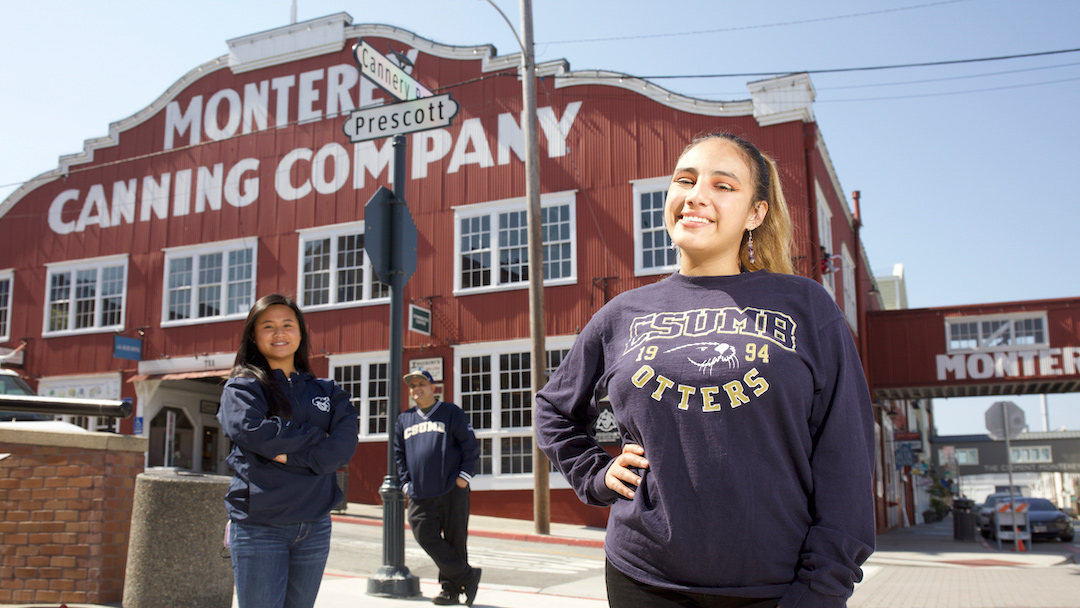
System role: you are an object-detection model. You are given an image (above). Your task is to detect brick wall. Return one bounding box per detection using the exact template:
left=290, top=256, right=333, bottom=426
left=0, top=426, right=147, bottom=605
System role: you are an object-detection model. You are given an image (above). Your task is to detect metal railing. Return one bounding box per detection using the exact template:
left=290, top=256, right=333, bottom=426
left=0, top=394, right=132, bottom=418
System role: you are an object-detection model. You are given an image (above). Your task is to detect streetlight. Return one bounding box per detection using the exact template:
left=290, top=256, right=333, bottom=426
left=478, top=0, right=550, bottom=535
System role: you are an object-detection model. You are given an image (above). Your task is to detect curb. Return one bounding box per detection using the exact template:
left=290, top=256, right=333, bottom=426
left=330, top=513, right=606, bottom=549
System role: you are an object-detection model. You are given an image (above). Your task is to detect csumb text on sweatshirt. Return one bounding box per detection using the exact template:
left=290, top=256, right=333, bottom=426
left=535, top=271, right=876, bottom=608
left=394, top=401, right=480, bottom=500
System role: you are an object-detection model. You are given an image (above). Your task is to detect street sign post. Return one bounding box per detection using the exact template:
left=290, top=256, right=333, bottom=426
left=353, top=39, right=433, bottom=101
left=986, top=401, right=1028, bottom=551
left=342, top=93, right=459, bottom=143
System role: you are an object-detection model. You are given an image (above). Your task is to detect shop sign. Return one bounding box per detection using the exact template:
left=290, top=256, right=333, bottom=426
left=113, top=335, right=142, bottom=361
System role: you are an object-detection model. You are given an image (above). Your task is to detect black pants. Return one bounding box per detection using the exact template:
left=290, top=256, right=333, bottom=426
left=408, top=485, right=472, bottom=590
left=606, top=560, right=781, bottom=608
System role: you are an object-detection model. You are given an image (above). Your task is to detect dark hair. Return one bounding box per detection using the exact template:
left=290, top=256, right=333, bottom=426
left=231, top=294, right=312, bottom=418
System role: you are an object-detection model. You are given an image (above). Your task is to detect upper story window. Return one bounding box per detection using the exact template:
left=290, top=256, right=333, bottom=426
left=841, top=244, right=857, bottom=333
left=816, top=181, right=835, bottom=294
left=945, top=312, right=1048, bottom=353
left=453, top=191, right=577, bottom=295
left=162, top=238, right=255, bottom=327
left=297, top=222, right=389, bottom=309
left=0, top=269, right=12, bottom=341
left=1011, top=445, right=1052, bottom=464
left=455, top=337, right=574, bottom=487
left=44, top=255, right=128, bottom=336
left=631, top=177, right=677, bottom=276
left=330, top=352, right=389, bottom=439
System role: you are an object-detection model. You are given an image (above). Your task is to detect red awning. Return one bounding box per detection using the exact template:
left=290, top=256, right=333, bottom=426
left=128, top=369, right=231, bottom=383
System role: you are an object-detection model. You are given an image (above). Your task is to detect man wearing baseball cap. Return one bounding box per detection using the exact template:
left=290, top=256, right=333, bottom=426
left=394, top=369, right=481, bottom=606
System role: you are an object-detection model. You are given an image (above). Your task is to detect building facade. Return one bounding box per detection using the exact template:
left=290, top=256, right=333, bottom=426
left=0, top=14, right=898, bottom=527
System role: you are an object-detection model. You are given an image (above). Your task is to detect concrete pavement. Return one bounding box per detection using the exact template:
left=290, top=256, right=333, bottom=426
left=18, top=505, right=1079, bottom=608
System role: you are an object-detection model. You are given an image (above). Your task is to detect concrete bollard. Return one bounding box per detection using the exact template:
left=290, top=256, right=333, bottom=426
left=123, top=468, right=234, bottom=608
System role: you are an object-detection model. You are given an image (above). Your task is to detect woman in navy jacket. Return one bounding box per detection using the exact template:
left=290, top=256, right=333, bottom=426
left=218, top=294, right=358, bottom=608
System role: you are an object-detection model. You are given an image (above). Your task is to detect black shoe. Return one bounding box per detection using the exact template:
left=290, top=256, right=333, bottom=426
left=463, top=567, right=481, bottom=606
left=432, top=588, right=460, bottom=605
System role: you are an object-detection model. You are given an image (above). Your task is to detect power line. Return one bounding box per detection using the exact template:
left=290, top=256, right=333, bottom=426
left=817, top=74, right=1080, bottom=102
left=540, top=0, right=974, bottom=45
left=631, top=47, right=1080, bottom=79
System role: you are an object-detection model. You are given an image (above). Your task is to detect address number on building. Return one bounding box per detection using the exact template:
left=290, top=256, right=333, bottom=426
left=342, top=94, right=459, bottom=143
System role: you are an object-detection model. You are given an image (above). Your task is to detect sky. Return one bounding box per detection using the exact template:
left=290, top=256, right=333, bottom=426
left=2, top=0, right=1078, bottom=435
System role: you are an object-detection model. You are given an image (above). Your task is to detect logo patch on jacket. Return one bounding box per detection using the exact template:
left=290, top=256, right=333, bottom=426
left=313, top=395, right=331, bottom=412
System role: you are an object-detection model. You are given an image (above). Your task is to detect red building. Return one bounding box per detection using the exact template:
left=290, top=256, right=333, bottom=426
left=0, top=14, right=901, bottom=529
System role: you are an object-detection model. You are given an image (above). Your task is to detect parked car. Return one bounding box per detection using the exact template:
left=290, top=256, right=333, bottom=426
left=976, top=492, right=1016, bottom=536
left=0, top=368, right=53, bottom=421
left=985, top=497, right=1075, bottom=542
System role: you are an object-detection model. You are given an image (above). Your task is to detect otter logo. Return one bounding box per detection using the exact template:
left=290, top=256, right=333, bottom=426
left=313, top=396, right=331, bottom=412
left=665, top=342, right=739, bottom=375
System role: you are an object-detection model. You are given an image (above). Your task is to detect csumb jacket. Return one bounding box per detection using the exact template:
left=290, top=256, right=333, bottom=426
left=393, top=401, right=479, bottom=500
left=218, top=370, right=359, bottom=524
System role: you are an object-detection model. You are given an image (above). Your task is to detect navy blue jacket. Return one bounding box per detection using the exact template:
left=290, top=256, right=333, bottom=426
left=218, top=370, right=358, bottom=524
left=393, top=401, right=479, bottom=500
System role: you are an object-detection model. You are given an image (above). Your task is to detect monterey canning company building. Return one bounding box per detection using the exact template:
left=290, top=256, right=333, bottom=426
left=9, top=13, right=1073, bottom=533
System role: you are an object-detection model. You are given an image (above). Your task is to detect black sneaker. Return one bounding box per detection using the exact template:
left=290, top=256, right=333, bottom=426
left=432, top=588, right=460, bottom=605
left=463, top=568, right=482, bottom=606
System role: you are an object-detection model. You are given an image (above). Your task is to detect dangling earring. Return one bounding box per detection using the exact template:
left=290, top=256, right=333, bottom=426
left=747, top=230, right=755, bottom=265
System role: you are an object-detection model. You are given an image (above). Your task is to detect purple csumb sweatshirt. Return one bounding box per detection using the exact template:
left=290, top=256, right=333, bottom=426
left=535, top=271, right=875, bottom=608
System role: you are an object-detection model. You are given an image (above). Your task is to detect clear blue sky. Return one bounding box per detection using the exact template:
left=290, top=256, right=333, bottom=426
left=2, top=1, right=1078, bottom=435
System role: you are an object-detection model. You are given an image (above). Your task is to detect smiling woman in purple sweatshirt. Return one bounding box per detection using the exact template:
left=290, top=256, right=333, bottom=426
left=536, top=133, right=875, bottom=608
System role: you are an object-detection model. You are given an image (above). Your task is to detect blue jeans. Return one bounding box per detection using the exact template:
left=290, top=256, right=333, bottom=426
left=229, top=514, right=332, bottom=608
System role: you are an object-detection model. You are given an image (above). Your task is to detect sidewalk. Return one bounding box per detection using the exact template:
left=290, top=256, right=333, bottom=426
left=21, top=507, right=1079, bottom=608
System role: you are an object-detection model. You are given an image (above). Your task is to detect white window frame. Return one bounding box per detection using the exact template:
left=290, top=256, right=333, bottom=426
left=816, top=181, right=835, bottom=295
left=1011, top=445, right=1052, bottom=464
left=954, top=447, right=979, bottom=466
left=841, top=243, right=857, bottom=333
left=296, top=222, right=390, bottom=310
left=43, top=255, right=128, bottom=337
left=631, top=176, right=678, bottom=277
left=328, top=351, right=390, bottom=441
left=161, top=237, right=257, bottom=328
left=452, top=191, right=578, bottom=296
left=454, top=336, right=576, bottom=490
left=0, top=268, right=12, bottom=342
left=944, top=312, right=1049, bottom=354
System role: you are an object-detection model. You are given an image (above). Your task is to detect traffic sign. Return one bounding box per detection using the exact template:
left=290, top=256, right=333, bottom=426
left=342, top=94, right=459, bottom=143
left=985, top=401, right=1026, bottom=440
left=363, top=186, right=417, bottom=283
left=354, top=39, right=432, bottom=102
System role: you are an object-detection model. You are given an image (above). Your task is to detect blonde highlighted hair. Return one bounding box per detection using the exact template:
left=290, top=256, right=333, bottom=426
left=678, top=132, right=794, bottom=275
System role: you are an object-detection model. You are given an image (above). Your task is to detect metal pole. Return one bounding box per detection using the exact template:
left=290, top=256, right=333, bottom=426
left=367, top=134, right=420, bottom=597
left=1000, top=405, right=1016, bottom=551
left=519, top=0, right=550, bottom=536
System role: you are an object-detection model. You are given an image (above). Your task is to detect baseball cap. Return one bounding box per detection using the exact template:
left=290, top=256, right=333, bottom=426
left=403, top=369, right=434, bottom=384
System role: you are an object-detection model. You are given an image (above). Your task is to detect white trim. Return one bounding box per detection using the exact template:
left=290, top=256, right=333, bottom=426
left=816, top=181, right=835, bottom=296
left=944, top=311, right=1050, bottom=354
left=328, top=351, right=391, bottom=441
left=227, top=13, right=351, bottom=74
left=160, top=238, right=258, bottom=328
left=841, top=243, right=857, bottom=333
left=452, top=191, right=578, bottom=296
left=631, top=176, right=677, bottom=277
left=42, top=255, right=129, bottom=337
left=295, top=221, right=390, bottom=311
left=0, top=268, right=13, bottom=342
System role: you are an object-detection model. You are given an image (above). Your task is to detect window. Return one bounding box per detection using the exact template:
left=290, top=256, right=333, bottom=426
left=455, top=338, right=573, bottom=486
left=632, top=177, right=677, bottom=276
left=43, top=256, right=127, bottom=335
left=297, top=222, right=389, bottom=309
left=955, top=448, right=979, bottom=465
left=946, top=313, right=1048, bottom=353
left=841, top=244, right=856, bottom=333
left=1011, top=446, right=1052, bottom=464
left=453, top=191, right=577, bottom=294
left=163, top=239, right=255, bottom=326
left=816, top=182, right=834, bottom=294
left=0, top=269, right=11, bottom=341
left=330, top=353, right=389, bottom=438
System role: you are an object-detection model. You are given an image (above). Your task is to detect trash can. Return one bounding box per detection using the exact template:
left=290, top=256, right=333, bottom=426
left=335, top=466, right=349, bottom=512
left=952, top=497, right=976, bottom=541
left=123, top=468, right=234, bottom=607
